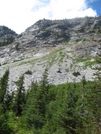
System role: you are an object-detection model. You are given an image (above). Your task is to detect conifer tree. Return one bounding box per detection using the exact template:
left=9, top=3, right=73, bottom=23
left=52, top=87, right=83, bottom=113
left=13, top=75, right=25, bottom=116
left=0, top=69, right=9, bottom=104
left=38, top=68, right=50, bottom=116
left=58, top=83, right=80, bottom=134
left=0, top=69, right=13, bottom=133
left=81, top=75, right=86, bottom=112
left=24, top=69, right=50, bottom=132
left=86, top=55, right=101, bottom=133
left=23, top=81, right=40, bottom=131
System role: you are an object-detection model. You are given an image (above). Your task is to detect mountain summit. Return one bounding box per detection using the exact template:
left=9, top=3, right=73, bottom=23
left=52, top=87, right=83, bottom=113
left=17, top=17, right=101, bottom=48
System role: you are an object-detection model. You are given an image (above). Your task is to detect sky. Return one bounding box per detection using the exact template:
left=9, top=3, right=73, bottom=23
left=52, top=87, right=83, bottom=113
left=0, top=0, right=100, bottom=34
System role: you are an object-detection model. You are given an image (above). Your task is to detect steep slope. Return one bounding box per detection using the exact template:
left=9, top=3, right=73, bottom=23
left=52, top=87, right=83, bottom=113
left=0, top=16, right=101, bottom=64
left=0, top=16, right=101, bottom=91
left=17, top=16, right=101, bottom=50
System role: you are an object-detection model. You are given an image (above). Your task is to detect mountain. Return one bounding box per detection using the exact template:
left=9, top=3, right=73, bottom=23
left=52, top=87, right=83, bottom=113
left=0, top=16, right=101, bottom=91
left=0, top=26, right=17, bottom=37
left=0, top=26, right=17, bottom=46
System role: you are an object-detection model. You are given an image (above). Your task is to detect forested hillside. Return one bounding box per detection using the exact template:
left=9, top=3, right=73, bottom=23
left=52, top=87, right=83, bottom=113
left=0, top=66, right=101, bottom=134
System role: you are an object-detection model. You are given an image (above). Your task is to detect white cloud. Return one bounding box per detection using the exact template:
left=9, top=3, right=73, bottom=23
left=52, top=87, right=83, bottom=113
left=0, top=0, right=38, bottom=33
left=0, top=0, right=97, bottom=34
left=88, top=0, right=99, bottom=2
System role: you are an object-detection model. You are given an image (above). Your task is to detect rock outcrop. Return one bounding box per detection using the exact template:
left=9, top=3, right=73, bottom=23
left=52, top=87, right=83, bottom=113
left=0, top=16, right=101, bottom=91
left=14, top=16, right=101, bottom=57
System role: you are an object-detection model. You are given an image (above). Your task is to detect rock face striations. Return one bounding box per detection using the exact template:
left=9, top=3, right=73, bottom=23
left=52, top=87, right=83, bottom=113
left=0, top=16, right=101, bottom=90
left=17, top=17, right=101, bottom=47
left=15, top=16, right=101, bottom=57
left=0, top=17, right=101, bottom=62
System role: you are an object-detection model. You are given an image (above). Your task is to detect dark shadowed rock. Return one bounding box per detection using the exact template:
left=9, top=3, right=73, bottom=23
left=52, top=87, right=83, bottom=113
left=0, top=26, right=17, bottom=46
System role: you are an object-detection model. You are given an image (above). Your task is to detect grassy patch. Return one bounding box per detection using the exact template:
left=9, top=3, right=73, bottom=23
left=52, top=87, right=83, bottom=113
left=74, top=57, right=97, bottom=69
left=58, top=52, right=65, bottom=63
left=75, top=57, right=91, bottom=63
left=84, top=60, right=97, bottom=69
left=41, top=47, right=65, bottom=67
left=65, top=68, right=69, bottom=72
left=75, top=38, right=84, bottom=42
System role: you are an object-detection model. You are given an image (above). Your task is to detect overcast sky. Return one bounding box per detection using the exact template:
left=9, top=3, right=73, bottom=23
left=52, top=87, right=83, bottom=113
left=0, top=0, right=100, bottom=34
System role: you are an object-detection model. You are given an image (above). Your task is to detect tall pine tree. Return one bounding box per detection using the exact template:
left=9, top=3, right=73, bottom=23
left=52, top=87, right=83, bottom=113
left=13, top=75, right=26, bottom=116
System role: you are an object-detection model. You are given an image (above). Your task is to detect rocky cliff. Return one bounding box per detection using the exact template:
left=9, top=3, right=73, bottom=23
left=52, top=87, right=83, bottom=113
left=0, top=16, right=101, bottom=91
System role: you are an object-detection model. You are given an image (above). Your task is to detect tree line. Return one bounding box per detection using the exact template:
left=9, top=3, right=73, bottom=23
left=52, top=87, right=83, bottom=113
left=0, top=67, right=101, bottom=134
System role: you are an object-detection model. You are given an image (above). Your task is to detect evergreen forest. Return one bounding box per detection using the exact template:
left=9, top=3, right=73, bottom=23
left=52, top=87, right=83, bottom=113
left=0, top=67, right=101, bottom=134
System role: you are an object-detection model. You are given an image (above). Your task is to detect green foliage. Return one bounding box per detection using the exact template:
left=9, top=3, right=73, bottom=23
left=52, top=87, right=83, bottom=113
left=75, top=38, right=83, bottom=42
left=1, top=36, right=14, bottom=46
left=23, top=69, right=50, bottom=132
left=13, top=75, right=26, bottom=116
left=25, top=70, right=32, bottom=75
left=85, top=55, right=101, bottom=133
left=0, top=107, right=13, bottom=134
left=73, top=71, right=81, bottom=77
left=0, top=69, right=13, bottom=133
left=75, top=57, right=91, bottom=63
left=86, top=81, right=101, bottom=131
left=0, top=69, right=9, bottom=104
left=1, top=68, right=101, bottom=133
left=98, top=27, right=101, bottom=33
left=75, top=57, right=97, bottom=69
left=15, top=42, right=19, bottom=50
left=58, top=84, right=80, bottom=133
left=84, top=60, right=96, bottom=69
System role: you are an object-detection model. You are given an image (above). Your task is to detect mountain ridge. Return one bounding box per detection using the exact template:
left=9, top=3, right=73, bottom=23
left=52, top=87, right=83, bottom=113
left=0, top=16, right=101, bottom=90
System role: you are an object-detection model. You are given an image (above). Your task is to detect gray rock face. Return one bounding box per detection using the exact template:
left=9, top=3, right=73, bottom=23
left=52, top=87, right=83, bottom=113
left=0, top=16, right=101, bottom=91
left=93, top=19, right=101, bottom=27
left=14, top=16, right=101, bottom=57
